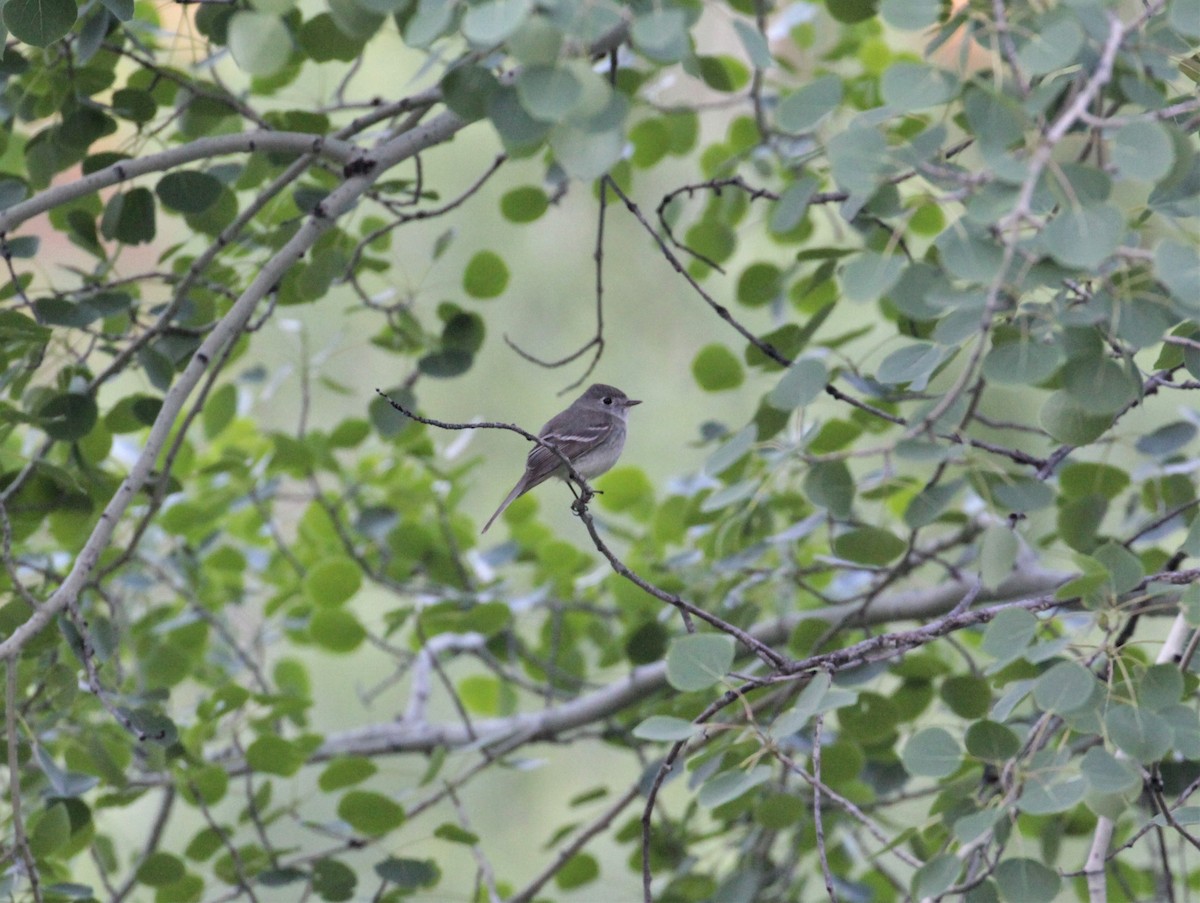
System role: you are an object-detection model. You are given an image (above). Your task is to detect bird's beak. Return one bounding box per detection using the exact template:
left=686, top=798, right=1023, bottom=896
left=626, top=398, right=642, bottom=407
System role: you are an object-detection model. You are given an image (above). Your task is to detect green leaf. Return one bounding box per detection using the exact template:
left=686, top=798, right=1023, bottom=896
left=1059, top=462, right=1129, bottom=499
left=304, top=557, right=362, bottom=607
left=462, top=250, right=509, bottom=298
left=940, top=675, right=989, bottom=719
left=833, top=526, right=906, bottom=565
left=458, top=674, right=515, bottom=715
left=596, top=465, right=652, bottom=514
left=876, top=342, right=945, bottom=391
left=776, top=75, right=843, bottom=133
left=1018, top=772, right=1086, bottom=815
left=825, top=0, right=878, bottom=24
left=418, top=349, right=473, bottom=378
left=769, top=176, right=818, bottom=234
left=246, top=735, right=308, bottom=777
left=880, top=62, right=955, bottom=111
left=101, top=187, right=156, bottom=245
left=880, top=0, right=940, bottom=29
left=1062, top=355, right=1138, bottom=414
left=99, top=0, right=131, bottom=19
left=434, top=823, right=479, bottom=845
left=981, top=608, right=1037, bottom=666
left=630, top=8, right=689, bottom=62
left=965, top=720, right=1020, bottom=761
left=736, top=262, right=782, bottom=307
left=1081, top=747, right=1140, bottom=794
left=1155, top=239, right=1200, bottom=309
left=732, top=19, right=771, bottom=69
left=135, top=852, right=185, bottom=887
left=1113, top=121, right=1174, bottom=182
left=402, top=0, right=453, bottom=47
left=312, top=859, right=357, bottom=900
left=632, top=716, right=698, bottom=742
left=935, top=224, right=1004, bottom=283
left=1106, top=703, right=1172, bottom=763
left=516, top=65, right=582, bottom=121
left=842, top=252, right=904, bottom=302
left=982, top=338, right=1063, bottom=385
left=40, top=393, right=98, bottom=442
left=904, top=481, right=963, bottom=530
left=666, top=634, right=734, bottom=692
left=462, top=0, right=531, bottom=44
left=156, top=171, right=223, bottom=214
left=441, top=64, right=500, bottom=122
left=487, top=86, right=551, bottom=153
left=767, top=357, right=826, bottom=411
left=705, top=424, right=755, bottom=476
left=309, top=608, right=366, bottom=653
left=228, top=12, right=292, bottom=77
left=500, top=185, right=548, bottom=223
left=374, top=857, right=438, bottom=888
left=804, top=460, right=854, bottom=519
left=549, top=121, right=623, bottom=180
left=902, top=727, right=961, bottom=778
left=1040, top=204, right=1124, bottom=270
left=1032, top=661, right=1095, bottom=714
left=696, top=55, right=750, bottom=92
left=299, top=13, right=363, bottom=61
left=1039, top=391, right=1113, bottom=445
left=3, top=0, right=75, bottom=46
left=993, top=859, right=1059, bottom=903
left=1093, top=541, right=1144, bottom=594
left=338, top=790, right=405, bottom=837
left=697, top=765, right=771, bottom=807
left=1015, top=9, right=1084, bottom=75
left=554, top=853, right=599, bottom=890
left=318, top=757, right=378, bottom=792
left=29, top=804, right=71, bottom=857
left=691, top=343, right=744, bottom=391
left=913, top=854, right=960, bottom=900
left=963, top=86, right=1025, bottom=151
left=1139, top=664, right=1183, bottom=711
left=1136, top=421, right=1197, bottom=457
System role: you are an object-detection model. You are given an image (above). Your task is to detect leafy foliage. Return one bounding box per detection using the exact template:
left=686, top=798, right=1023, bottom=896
left=0, top=0, right=1198, bottom=901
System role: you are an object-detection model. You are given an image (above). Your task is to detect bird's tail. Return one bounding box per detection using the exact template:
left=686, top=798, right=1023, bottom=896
left=480, top=479, right=526, bottom=534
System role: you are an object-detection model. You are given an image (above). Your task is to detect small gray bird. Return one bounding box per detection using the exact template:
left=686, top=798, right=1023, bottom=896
left=481, top=383, right=642, bottom=534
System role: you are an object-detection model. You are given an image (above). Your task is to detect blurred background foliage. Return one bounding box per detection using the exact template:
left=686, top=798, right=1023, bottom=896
left=0, top=0, right=1199, bottom=900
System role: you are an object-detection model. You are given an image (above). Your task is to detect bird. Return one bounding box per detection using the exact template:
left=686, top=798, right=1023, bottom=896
left=480, top=383, right=642, bottom=534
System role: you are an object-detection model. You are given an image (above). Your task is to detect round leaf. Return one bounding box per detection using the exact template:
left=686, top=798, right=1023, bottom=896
left=833, top=526, right=906, bottom=565
left=1033, top=661, right=1096, bottom=714
left=4, top=0, right=76, bottom=46
left=993, top=858, right=1060, bottom=903
left=462, top=251, right=509, bottom=298
left=666, top=634, right=734, bottom=692
left=776, top=75, right=843, bottom=133
left=228, top=12, right=292, bottom=77
left=156, top=171, right=223, bottom=214
left=691, top=343, right=744, bottom=391
left=303, top=557, right=362, bottom=607
left=902, top=727, right=962, bottom=778
left=337, top=790, right=405, bottom=837
left=500, top=186, right=548, bottom=223
left=40, top=393, right=98, bottom=442
left=309, top=608, right=366, bottom=653
left=1040, top=204, right=1124, bottom=270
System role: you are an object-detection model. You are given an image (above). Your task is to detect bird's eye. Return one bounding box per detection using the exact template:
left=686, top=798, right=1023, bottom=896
left=603, top=397, right=613, bottom=405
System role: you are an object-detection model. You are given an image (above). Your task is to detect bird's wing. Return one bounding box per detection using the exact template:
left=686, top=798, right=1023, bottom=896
left=522, top=412, right=617, bottom=485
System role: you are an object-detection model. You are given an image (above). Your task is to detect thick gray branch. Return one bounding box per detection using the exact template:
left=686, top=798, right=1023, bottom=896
left=272, top=567, right=1070, bottom=764
left=0, top=131, right=359, bottom=234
